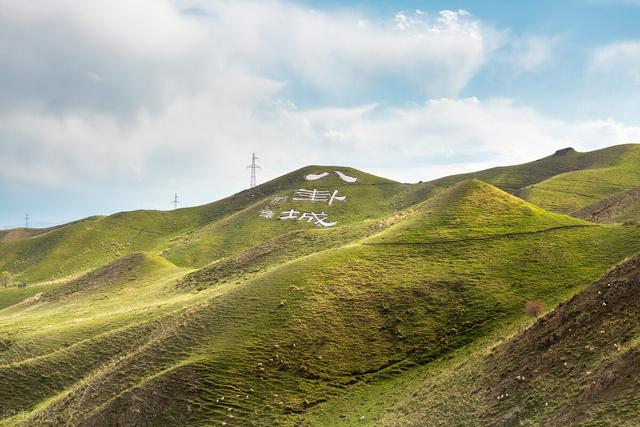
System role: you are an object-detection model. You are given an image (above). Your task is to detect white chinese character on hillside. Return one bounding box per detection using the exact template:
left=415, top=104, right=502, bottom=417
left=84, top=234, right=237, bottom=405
left=279, top=209, right=300, bottom=220
left=259, top=208, right=274, bottom=219
left=335, top=170, right=358, bottom=183
left=299, top=211, right=337, bottom=227
left=328, top=190, right=346, bottom=206
left=270, top=195, right=288, bottom=206
left=293, top=188, right=331, bottom=202
left=294, top=188, right=346, bottom=205
left=304, top=172, right=329, bottom=181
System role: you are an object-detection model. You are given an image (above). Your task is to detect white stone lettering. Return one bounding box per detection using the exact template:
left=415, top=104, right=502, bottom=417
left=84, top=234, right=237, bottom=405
left=270, top=195, right=288, bottom=206
left=293, top=188, right=331, bottom=202
left=335, top=170, right=358, bottom=183
left=299, top=211, right=337, bottom=227
left=328, top=190, right=347, bottom=206
left=279, top=209, right=300, bottom=220
left=259, top=208, right=274, bottom=219
left=305, top=172, right=329, bottom=181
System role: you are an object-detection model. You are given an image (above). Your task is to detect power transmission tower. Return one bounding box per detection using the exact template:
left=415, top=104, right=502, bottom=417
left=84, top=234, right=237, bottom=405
left=172, top=193, right=180, bottom=210
left=25, top=213, right=29, bottom=229
left=247, top=153, right=261, bottom=188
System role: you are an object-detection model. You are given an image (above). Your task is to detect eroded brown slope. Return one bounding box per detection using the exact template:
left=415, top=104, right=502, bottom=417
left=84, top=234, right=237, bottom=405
left=574, top=187, right=640, bottom=223
left=482, top=252, right=640, bottom=426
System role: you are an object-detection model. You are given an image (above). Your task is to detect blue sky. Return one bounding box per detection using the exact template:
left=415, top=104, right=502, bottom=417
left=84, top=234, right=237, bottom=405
left=1, top=0, right=640, bottom=228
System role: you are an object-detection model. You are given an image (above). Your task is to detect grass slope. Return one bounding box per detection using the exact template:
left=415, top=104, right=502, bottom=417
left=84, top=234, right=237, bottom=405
left=370, top=179, right=589, bottom=244
left=428, top=145, right=636, bottom=193
left=4, top=143, right=639, bottom=282
left=2, top=179, right=640, bottom=426
left=0, top=167, right=423, bottom=283
left=515, top=145, right=640, bottom=214
left=333, top=250, right=640, bottom=427
left=2, top=152, right=640, bottom=426
left=422, top=144, right=640, bottom=215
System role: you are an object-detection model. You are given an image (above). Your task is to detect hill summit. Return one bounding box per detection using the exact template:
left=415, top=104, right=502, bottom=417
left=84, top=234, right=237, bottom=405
left=371, top=179, right=588, bottom=244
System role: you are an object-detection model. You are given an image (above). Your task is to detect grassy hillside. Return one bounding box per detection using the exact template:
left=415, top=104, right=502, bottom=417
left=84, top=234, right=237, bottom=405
left=2, top=150, right=640, bottom=426
left=162, top=168, right=418, bottom=268
left=428, top=145, right=636, bottom=192
left=4, top=144, right=639, bottom=282
left=2, top=178, right=640, bottom=426
left=422, top=144, right=640, bottom=216
left=319, top=250, right=640, bottom=426
left=0, top=167, right=423, bottom=283
left=370, top=179, right=589, bottom=244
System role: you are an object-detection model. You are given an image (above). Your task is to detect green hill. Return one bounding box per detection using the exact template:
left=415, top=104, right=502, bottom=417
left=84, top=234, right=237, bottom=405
left=425, top=144, right=640, bottom=216
left=0, top=167, right=422, bottom=282
left=327, top=251, right=640, bottom=426
left=369, top=179, right=589, bottom=244
left=2, top=149, right=640, bottom=426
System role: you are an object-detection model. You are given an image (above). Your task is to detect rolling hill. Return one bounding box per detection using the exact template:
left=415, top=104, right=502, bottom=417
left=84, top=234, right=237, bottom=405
left=1, top=146, right=640, bottom=426
left=0, top=167, right=423, bottom=283
left=426, top=143, right=640, bottom=216
left=324, top=251, right=640, bottom=426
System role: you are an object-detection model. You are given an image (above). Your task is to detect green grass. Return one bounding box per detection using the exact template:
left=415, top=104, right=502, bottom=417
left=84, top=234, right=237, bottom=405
left=2, top=150, right=640, bottom=425
left=423, top=144, right=640, bottom=216
left=514, top=145, right=640, bottom=213
left=2, top=178, right=640, bottom=425
left=370, top=179, right=589, bottom=244
left=429, top=144, right=637, bottom=192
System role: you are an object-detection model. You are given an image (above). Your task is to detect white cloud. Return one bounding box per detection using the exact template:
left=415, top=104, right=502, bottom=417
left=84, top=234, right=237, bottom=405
left=285, top=97, right=640, bottom=182
left=4, top=94, right=638, bottom=199
left=1, top=0, right=637, bottom=219
left=0, top=1, right=500, bottom=117
left=509, top=35, right=558, bottom=72
left=0, top=1, right=502, bottom=194
left=590, top=41, right=640, bottom=83
left=584, top=40, right=640, bottom=122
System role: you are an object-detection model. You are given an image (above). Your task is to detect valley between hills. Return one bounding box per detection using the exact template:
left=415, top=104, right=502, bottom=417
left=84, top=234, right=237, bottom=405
left=2, top=144, right=640, bottom=426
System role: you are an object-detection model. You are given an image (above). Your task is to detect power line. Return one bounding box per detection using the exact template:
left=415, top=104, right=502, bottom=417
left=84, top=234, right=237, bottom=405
left=247, top=153, right=261, bottom=188
left=25, top=213, right=29, bottom=229
left=172, top=193, right=180, bottom=210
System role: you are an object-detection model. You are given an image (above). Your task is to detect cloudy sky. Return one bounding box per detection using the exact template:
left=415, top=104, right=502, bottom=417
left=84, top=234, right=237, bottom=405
left=2, top=0, right=640, bottom=227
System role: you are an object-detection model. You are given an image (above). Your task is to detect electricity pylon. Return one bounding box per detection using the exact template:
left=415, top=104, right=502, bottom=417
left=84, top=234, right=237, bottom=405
left=247, top=153, right=261, bottom=188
